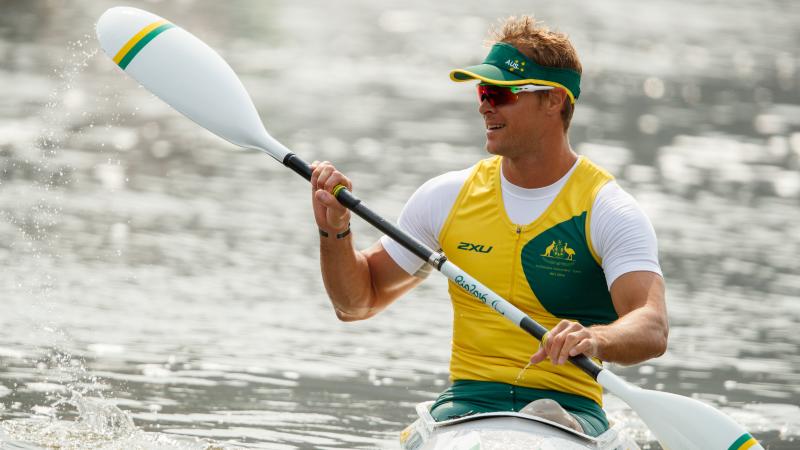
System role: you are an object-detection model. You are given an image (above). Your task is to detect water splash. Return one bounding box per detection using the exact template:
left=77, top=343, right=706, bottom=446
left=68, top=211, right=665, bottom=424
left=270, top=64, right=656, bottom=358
left=0, top=390, right=218, bottom=449
left=58, top=391, right=136, bottom=439
left=0, top=391, right=135, bottom=448
left=513, top=361, right=533, bottom=385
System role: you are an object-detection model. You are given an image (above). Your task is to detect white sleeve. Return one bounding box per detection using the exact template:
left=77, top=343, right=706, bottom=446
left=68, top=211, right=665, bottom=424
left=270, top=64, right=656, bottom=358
left=379, top=168, right=470, bottom=277
left=590, top=181, right=663, bottom=288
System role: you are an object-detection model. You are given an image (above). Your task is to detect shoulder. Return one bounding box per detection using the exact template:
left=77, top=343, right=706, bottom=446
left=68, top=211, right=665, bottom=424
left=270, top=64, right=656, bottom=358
left=590, top=181, right=662, bottom=286
left=379, top=164, right=475, bottom=277
left=593, top=181, right=646, bottom=218
left=591, top=181, right=656, bottom=244
left=403, top=165, right=474, bottom=214
left=413, top=166, right=473, bottom=200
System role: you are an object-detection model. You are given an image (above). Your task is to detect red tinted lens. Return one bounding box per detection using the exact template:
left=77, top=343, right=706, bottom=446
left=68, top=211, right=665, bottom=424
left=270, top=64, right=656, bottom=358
left=477, top=84, right=517, bottom=106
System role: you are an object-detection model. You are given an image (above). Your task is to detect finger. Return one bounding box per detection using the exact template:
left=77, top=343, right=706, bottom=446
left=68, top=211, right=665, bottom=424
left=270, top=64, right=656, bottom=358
left=548, top=334, right=567, bottom=365
left=530, top=347, right=547, bottom=365
left=545, top=321, right=572, bottom=361
left=551, top=322, right=584, bottom=365
left=311, top=161, right=333, bottom=190
left=559, top=330, right=586, bottom=365
left=548, top=319, right=572, bottom=337
left=310, top=162, right=321, bottom=190
left=316, top=165, right=335, bottom=192
left=323, top=172, right=350, bottom=193
left=556, top=322, right=588, bottom=364
left=569, top=338, right=593, bottom=357
left=542, top=323, right=561, bottom=354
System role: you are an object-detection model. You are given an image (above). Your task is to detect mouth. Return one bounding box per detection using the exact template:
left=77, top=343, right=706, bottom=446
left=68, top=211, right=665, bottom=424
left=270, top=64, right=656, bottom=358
left=486, top=124, right=506, bottom=131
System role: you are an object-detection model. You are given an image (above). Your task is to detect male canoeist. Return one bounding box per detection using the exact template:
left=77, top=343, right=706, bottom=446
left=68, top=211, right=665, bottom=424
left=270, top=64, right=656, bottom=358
left=310, top=15, right=668, bottom=436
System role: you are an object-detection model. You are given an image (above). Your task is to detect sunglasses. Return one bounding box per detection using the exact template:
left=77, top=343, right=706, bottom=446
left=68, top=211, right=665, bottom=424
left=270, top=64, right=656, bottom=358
left=477, top=83, right=554, bottom=107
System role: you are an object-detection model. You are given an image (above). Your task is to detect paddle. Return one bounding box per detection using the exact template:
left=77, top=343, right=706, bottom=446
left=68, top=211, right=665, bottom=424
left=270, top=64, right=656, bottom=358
left=95, top=7, right=763, bottom=450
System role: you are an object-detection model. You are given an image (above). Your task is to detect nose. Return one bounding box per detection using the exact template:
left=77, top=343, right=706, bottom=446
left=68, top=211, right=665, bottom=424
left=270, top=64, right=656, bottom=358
left=478, top=97, right=495, bottom=115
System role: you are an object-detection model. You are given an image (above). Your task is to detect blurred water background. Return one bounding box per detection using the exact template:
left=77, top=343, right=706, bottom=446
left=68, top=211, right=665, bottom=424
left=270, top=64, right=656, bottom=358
left=0, top=0, right=799, bottom=448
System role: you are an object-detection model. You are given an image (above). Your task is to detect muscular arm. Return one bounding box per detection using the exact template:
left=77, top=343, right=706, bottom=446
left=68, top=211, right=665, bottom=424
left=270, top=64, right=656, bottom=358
left=532, top=270, right=668, bottom=366
left=588, top=271, right=668, bottom=364
left=311, top=161, right=422, bottom=321
left=321, top=239, right=422, bottom=321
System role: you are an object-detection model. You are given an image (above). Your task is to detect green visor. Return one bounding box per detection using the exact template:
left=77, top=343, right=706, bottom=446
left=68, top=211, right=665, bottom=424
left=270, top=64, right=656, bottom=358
left=450, top=42, right=581, bottom=103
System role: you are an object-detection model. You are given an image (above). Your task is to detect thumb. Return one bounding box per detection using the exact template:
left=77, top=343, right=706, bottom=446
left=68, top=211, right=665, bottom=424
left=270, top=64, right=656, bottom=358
left=315, top=189, right=339, bottom=207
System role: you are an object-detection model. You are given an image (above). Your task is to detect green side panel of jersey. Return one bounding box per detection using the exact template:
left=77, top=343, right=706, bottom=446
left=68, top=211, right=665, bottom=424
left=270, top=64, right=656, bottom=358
left=520, top=212, right=618, bottom=326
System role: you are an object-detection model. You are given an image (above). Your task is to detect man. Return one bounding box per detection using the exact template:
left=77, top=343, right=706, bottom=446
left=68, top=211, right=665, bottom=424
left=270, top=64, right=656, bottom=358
left=310, top=16, right=668, bottom=437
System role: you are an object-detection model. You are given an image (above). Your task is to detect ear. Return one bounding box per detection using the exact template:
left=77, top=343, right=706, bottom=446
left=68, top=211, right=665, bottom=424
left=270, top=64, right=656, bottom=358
left=545, top=88, right=568, bottom=115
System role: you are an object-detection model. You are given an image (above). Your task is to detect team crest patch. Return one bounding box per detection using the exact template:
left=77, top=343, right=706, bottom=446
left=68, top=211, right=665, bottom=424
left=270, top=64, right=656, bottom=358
left=541, top=240, right=576, bottom=265
left=520, top=207, right=618, bottom=325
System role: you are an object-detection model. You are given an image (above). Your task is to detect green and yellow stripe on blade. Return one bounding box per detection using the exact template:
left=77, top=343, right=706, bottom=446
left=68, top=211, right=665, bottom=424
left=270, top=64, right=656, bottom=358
left=113, top=20, right=175, bottom=70
left=729, top=433, right=759, bottom=450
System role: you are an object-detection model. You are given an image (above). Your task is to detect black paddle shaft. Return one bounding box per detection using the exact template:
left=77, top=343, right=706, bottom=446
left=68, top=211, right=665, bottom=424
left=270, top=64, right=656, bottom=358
left=282, top=153, right=603, bottom=380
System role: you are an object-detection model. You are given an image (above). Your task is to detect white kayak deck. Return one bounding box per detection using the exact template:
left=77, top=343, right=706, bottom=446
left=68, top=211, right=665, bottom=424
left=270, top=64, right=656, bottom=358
left=400, top=401, right=641, bottom=450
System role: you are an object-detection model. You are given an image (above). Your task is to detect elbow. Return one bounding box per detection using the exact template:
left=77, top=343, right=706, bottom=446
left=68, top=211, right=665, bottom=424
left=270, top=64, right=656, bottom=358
left=652, top=321, right=669, bottom=358
left=332, top=299, right=378, bottom=322
left=331, top=283, right=386, bottom=322
left=653, top=334, right=668, bottom=358
left=334, top=308, right=370, bottom=322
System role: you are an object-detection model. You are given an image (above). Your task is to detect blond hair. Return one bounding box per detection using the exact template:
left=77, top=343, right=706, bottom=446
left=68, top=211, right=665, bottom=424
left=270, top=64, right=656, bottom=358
left=490, top=16, right=581, bottom=131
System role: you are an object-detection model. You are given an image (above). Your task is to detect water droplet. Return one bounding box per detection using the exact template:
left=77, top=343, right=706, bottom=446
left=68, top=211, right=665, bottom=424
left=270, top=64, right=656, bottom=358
left=643, top=77, right=665, bottom=99
left=637, top=114, right=660, bottom=135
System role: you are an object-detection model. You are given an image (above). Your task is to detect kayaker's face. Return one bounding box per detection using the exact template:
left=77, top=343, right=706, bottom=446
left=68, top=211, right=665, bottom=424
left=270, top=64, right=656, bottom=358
left=478, top=88, right=559, bottom=157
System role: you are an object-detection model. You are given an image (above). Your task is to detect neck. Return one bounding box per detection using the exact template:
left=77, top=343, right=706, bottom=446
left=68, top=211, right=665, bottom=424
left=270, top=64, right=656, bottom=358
left=501, top=134, right=577, bottom=188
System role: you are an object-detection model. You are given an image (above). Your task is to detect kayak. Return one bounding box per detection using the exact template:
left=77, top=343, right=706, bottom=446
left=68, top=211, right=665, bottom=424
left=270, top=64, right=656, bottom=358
left=400, top=401, right=641, bottom=450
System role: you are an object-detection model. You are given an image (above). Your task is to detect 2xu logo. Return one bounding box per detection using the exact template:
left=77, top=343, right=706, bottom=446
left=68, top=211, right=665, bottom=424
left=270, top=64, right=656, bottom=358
left=457, top=241, right=493, bottom=253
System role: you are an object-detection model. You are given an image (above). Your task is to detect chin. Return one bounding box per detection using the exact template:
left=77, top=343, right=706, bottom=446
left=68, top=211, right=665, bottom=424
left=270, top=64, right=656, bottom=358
left=485, top=143, right=505, bottom=156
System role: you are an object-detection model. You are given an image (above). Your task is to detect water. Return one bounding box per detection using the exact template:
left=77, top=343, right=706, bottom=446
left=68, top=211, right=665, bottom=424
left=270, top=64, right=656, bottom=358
left=1, top=0, right=799, bottom=448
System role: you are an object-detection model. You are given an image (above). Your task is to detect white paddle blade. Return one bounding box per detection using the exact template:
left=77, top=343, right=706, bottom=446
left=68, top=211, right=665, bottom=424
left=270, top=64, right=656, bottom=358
left=598, top=371, right=763, bottom=450
left=95, top=7, right=290, bottom=161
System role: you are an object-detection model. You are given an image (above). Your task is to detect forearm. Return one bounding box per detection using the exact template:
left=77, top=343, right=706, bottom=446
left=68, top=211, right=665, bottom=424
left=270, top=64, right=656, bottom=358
left=319, top=233, right=380, bottom=321
left=592, top=304, right=669, bottom=365
left=311, top=162, right=419, bottom=321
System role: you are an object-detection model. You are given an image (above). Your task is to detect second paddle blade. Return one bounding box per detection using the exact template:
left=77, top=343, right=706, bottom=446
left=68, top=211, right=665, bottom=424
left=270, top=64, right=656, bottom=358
left=598, top=371, right=763, bottom=450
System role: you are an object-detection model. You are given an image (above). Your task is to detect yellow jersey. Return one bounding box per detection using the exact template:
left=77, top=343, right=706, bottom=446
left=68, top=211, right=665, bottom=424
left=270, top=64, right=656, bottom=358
left=439, top=155, right=617, bottom=405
